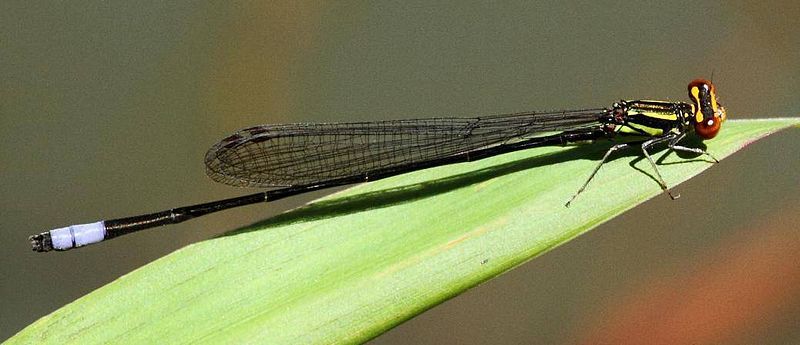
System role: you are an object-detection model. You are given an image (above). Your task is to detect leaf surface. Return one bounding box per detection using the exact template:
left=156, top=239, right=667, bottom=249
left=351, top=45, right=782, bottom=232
left=9, top=118, right=799, bottom=345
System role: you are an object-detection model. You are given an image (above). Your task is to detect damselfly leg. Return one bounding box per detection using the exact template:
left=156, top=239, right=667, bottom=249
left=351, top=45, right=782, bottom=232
left=641, top=134, right=681, bottom=200
left=565, top=141, right=640, bottom=207
left=667, top=132, right=720, bottom=163
left=565, top=132, right=718, bottom=207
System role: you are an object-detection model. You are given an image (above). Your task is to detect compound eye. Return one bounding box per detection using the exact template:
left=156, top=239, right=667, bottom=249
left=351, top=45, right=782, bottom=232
left=694, top=116, right=721, bottom=139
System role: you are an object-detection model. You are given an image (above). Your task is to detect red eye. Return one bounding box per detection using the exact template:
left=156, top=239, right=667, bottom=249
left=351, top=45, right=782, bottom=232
left=695, top=117, right=721, bottom=139
left=688, top=79, right=714, bottom=97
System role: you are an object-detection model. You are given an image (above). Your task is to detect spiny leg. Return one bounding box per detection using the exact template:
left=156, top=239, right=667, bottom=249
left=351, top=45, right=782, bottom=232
left=565, top=142, right=636, bottom=207
left=668, top=132, right=719, bottom=163
left=641, top=134, right=679, bottom=200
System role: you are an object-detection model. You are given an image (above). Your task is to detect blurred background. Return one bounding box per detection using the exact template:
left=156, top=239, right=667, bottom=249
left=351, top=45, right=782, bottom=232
left=2, top=1, right=799, bottom=344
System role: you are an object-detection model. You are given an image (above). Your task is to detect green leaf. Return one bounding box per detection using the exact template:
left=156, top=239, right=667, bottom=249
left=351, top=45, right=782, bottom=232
left=9, top=118, right=799, bottom=344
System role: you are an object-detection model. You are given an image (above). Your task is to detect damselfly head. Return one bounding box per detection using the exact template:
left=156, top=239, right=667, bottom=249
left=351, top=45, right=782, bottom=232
left=688, top=79, right=726, bottom=139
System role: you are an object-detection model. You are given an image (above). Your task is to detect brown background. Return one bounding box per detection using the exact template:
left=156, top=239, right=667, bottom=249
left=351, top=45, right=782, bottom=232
left=2, top=2, right=799, bottom=344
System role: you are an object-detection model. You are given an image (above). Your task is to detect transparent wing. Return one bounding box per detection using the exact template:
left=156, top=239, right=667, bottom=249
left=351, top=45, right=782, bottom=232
left=205, top=109, right=605, bottom=187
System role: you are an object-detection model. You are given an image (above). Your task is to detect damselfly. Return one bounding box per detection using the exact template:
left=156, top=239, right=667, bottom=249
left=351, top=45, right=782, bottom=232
left=29, top=79, right=726, bottom=252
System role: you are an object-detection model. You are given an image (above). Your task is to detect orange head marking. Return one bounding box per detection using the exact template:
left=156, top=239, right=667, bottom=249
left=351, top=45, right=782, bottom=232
left=688, top=79, right=726, bottom=139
